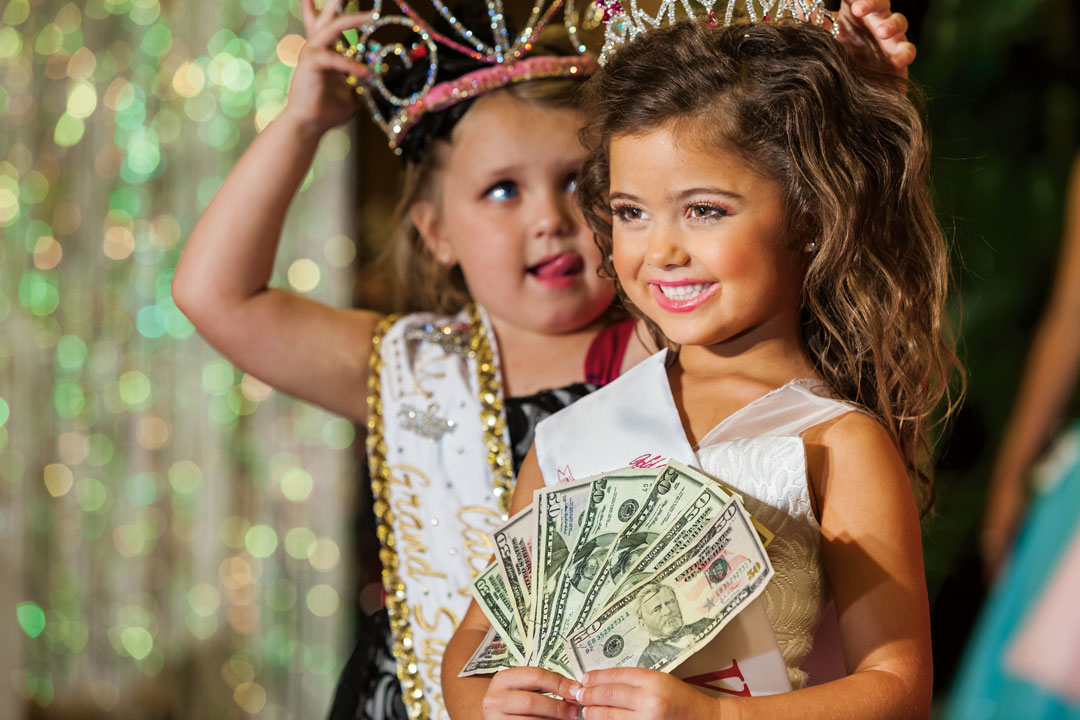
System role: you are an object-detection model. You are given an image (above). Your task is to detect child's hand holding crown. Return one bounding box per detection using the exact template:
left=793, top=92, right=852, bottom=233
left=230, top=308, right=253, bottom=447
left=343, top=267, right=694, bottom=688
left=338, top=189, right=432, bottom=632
left=280, top=0, right=370, bottom=139
left=837, top=0, right=916, bottom=77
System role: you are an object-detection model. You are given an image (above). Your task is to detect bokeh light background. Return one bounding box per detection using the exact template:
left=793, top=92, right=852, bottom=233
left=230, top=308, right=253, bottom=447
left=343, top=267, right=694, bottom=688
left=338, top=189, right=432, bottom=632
left=0, top=0, right=361, bottom=716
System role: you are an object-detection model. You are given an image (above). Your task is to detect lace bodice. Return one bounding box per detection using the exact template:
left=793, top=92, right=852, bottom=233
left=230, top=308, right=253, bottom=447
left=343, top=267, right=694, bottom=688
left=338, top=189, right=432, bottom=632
left=697, top=380, right=857, bottom=688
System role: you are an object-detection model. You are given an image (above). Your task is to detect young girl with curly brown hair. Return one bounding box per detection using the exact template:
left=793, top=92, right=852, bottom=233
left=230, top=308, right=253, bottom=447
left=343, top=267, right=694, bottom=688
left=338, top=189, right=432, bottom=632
left=443, top=16, right=960, bottom=720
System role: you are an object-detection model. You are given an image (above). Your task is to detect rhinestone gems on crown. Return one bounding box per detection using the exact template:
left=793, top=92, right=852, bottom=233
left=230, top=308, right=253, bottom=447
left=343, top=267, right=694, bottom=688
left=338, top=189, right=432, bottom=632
left=597, top=0, right=837, bottom=64
left=337, top=0, right=594, bottom=150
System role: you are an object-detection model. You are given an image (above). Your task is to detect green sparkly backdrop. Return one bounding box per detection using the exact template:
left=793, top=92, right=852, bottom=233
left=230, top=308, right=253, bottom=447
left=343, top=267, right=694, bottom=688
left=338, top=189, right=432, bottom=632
left=0, top=0, right=361, bottom=716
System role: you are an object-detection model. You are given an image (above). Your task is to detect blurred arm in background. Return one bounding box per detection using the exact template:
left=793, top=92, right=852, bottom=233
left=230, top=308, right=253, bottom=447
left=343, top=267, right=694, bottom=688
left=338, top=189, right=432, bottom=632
left=981, top=153, right=1080, bottom=580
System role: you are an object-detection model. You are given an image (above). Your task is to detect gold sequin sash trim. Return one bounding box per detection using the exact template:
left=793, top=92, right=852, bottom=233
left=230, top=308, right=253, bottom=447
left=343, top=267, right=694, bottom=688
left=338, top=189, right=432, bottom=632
left=367, top=313, right=431, bottom=720
left=366, top=305, right=517, bottom=719
left=467, top=303, right=515, bottom=519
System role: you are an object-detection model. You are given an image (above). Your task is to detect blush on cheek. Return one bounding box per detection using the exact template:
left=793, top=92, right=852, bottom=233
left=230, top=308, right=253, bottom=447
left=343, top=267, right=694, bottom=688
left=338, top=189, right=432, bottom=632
left=610, top=236, right=640, bottom=285
left=711, top=245, right=760, bottom=280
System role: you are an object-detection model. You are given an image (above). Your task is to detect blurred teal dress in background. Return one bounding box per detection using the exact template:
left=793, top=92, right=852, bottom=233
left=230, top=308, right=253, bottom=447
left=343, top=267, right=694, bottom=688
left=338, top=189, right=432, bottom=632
left=947, top=422, right=1080, bottom=720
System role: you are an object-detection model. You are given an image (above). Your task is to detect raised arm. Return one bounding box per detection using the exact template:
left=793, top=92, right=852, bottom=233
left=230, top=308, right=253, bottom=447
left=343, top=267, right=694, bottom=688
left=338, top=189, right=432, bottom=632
left=442, top=447, right=583, bottom=720
left=173, top=1, right=379, bottom=422
left=981, top=154, right=1080, bottom=578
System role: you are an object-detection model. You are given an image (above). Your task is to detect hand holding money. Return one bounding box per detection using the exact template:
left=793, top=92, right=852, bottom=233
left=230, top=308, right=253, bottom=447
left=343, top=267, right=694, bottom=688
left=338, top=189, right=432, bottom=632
left=575, top=666, right=721, bottom=719
left=479, top=666, right=583, bottom=720
left=463, top=461, right=775, bottom=683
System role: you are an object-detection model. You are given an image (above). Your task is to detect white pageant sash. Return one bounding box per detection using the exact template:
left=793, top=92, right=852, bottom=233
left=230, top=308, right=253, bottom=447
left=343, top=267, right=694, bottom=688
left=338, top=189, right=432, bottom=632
left=535, top=350, right=793, bottom=697
left=372, top=308, right=510, bottom=719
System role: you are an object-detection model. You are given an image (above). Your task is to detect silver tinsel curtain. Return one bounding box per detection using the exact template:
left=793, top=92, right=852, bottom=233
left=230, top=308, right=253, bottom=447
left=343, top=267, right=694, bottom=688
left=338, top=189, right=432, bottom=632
left=0, top=0, right=359, bottom=717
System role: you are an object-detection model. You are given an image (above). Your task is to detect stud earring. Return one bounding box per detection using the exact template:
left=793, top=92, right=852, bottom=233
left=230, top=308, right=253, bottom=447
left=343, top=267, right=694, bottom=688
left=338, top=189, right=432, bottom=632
left=803, top=241, right=817, bottom=253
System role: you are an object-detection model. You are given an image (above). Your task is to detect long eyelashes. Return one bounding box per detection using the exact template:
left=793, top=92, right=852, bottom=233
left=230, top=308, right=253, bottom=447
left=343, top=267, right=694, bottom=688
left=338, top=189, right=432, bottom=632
left=685, top=202, right=730, bottom=222
left=609, top=202, right=732, bottom=224
left=611, top=203, right=643, bottom=223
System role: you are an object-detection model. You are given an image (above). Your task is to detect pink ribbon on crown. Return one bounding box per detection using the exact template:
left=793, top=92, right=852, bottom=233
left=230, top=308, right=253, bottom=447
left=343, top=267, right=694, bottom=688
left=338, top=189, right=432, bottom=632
left=391, top=54, right=597, bottom=148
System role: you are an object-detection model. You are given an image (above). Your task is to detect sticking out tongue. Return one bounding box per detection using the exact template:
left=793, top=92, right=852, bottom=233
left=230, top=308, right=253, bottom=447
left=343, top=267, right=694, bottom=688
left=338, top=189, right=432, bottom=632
left=528, top=252, right=584, bottom=278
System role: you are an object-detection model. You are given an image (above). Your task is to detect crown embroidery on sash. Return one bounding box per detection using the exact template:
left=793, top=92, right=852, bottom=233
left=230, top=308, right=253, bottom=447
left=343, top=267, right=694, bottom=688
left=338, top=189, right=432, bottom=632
left=405, top=321, right=474, bottom=356
left=399, top=402, right=457, bottom=441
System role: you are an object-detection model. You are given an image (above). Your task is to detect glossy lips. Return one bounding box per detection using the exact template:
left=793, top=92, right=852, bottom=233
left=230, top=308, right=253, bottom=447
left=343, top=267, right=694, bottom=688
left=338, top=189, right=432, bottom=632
left=649, top=280, right=719, bottom=312
left=528, top=252, right=585, bottom=288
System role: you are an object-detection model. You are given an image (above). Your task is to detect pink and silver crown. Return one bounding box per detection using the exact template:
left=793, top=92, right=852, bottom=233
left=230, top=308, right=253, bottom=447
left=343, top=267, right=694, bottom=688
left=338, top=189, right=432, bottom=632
left=596, top=0, right=838, bottom=64
left=337, top=0, right=598, bottom=151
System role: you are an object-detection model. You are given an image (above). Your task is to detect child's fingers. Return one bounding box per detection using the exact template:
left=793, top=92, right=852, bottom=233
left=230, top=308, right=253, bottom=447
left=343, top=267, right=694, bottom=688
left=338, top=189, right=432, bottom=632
left=581, top=668, right=649, bottom=688
left=889, top=40, right=916, bottom=69
left=493, top=667, right=582, bottom=699
left=309, top=12, right=373, bottom=48
left=302, top=47, right=369, bottom=78
left=842, top=1, right=915, bottom=73
left=872, top=31, right=915, bottom=69
left=492, top=690, right=579, bottom=720
left=850, top=4, right=908, bottom=41
left=580, top=708, right=634, bottom=720
left=849, top=0, right=891, bottom=18
left=846, top=0, right=909, bottom=40
left=872, top=12, right=908, bottom=40
left=316, top=0, right=344, bottom=28
left=576, top=683, right=640, bottom=710
left=300, top=0, right=318, bottom=33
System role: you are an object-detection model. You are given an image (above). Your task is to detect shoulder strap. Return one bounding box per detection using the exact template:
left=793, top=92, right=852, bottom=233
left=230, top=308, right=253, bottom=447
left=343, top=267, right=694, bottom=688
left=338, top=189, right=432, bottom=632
left=698, top=381, right=859, bottom=447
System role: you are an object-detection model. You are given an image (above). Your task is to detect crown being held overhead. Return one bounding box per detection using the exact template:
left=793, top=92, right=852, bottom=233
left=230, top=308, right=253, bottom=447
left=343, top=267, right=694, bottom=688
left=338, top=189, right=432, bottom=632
left=597, top=0, right=837, bottom=64
left=336, top=0, right=597, bottom=152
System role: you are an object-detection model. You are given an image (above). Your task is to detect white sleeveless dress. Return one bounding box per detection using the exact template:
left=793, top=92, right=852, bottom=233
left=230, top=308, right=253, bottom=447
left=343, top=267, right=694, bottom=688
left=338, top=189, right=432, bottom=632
left=534, top=350, right=859, bottom=690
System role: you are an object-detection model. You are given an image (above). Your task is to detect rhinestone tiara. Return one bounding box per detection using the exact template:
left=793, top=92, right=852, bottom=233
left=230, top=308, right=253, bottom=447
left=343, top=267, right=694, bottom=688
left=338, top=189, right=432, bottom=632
left=597, top=0, right=838, bottom=65
left=336, top=0, right=597, bottom=151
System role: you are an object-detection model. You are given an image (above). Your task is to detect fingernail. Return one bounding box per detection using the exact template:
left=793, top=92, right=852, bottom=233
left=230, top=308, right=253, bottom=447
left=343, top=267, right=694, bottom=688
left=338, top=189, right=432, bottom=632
left=568, top=682, right=582, bottom=700
left=574, top=685, right=584, bottom=703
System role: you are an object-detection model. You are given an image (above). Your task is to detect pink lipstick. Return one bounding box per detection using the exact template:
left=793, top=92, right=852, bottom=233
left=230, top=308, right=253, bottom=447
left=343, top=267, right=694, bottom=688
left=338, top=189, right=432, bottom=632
left=649, top=280, right=719, bottom=312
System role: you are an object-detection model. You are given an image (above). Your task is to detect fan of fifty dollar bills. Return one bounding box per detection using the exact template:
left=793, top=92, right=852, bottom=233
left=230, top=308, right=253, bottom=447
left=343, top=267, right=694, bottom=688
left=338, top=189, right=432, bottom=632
left=462, top=461, right=776, bottom=679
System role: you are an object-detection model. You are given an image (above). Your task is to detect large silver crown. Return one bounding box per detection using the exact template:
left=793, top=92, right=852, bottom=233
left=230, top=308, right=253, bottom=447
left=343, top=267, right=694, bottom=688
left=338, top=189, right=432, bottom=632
left=338, top=0, right=597, bottom=150
left=597, top=0, right=838, bottom=64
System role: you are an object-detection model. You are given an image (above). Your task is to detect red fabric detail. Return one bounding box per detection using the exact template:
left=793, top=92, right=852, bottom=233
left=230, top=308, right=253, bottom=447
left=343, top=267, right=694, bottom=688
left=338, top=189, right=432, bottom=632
left=681, top=658, right=754, bottom=697
left=584, top=318, right=636, bottom=386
